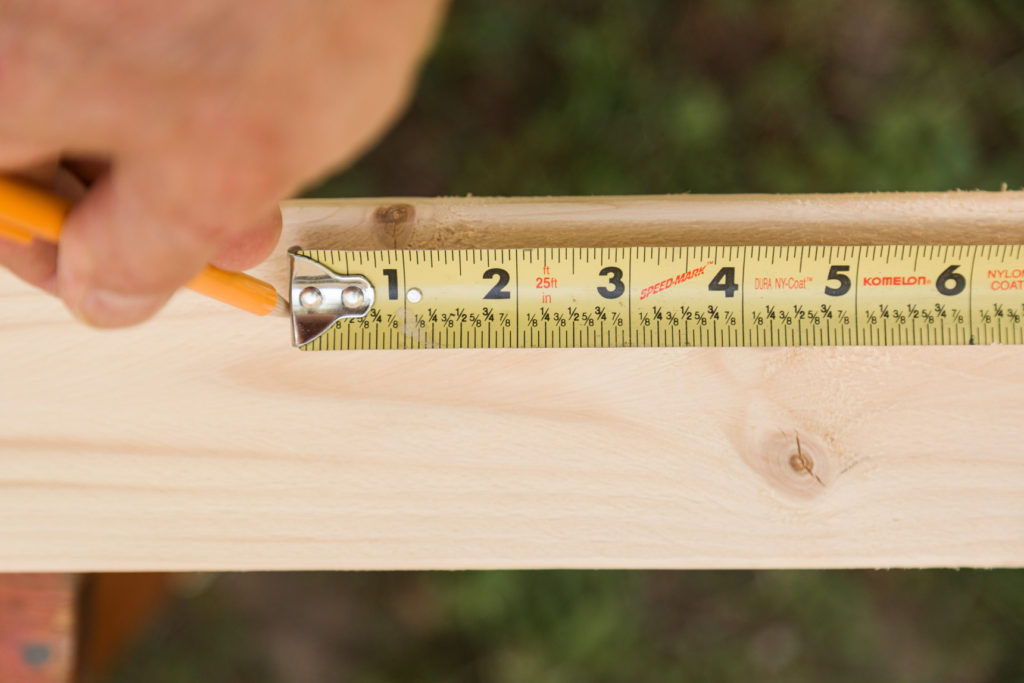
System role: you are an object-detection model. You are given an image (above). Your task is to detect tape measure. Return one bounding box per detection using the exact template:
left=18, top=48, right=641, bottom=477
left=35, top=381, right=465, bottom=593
left=288, top=246, right=1024, bottom=350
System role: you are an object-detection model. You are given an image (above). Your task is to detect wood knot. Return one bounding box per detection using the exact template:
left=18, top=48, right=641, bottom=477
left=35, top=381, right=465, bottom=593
left=741, top=428, right=836, bottom=502
left=374, top=203, right=414, bottom=226
left=374, top=203, right=416, bottom=248
left=788, top=436, right=825, bottom=486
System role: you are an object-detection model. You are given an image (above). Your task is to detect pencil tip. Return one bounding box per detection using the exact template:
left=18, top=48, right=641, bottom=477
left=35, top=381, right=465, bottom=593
left=271, top=296, right=290, bottom=318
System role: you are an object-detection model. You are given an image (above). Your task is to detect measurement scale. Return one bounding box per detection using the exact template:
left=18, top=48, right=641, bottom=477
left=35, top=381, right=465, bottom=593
left=288, top=246, right=1024, bottom=349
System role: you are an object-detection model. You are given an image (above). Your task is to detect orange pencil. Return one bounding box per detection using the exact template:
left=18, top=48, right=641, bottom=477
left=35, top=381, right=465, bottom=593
left=0, top=219, right=32, bottom=246
left=0, top=175, right=283, bottom=316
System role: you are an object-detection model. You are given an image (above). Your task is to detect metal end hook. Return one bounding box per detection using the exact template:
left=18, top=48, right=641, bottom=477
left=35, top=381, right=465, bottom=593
left=289, top=251, right=374, bottom=346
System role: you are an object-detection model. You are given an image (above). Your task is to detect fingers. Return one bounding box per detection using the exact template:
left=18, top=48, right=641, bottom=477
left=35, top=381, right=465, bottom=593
left=56, top=169, right=282, bottom=327
left=209, top=206, right=282, bottom=272
left=0, top=159, right=74, bottom=294
left=0, top=142, right=60, bottom=170
left=56, top=173, right=186, bottom=326
left=0, top=237, right=58, bottom=294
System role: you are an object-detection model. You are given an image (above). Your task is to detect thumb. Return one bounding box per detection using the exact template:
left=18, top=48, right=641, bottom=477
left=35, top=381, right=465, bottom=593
left=58, top=169, right=280, bottom=327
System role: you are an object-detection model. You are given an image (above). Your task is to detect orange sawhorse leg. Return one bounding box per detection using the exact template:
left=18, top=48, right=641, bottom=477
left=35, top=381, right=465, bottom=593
left=0, top=573, right=75, bottom=682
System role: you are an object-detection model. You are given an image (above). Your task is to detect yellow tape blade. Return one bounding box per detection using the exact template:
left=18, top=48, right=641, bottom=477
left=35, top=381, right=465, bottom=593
left=295, top=246, right=1024, bottom=349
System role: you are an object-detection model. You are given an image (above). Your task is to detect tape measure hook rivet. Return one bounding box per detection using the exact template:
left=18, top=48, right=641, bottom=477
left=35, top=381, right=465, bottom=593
left=341, top=285, right=365, bottom=309
left=298, top=286, right=323, bottom=309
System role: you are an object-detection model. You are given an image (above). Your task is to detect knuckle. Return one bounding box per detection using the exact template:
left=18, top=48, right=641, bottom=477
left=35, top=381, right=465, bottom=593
left=180, top=119, right=293, bottom=220
left=0, top=40, right=71, bottom=140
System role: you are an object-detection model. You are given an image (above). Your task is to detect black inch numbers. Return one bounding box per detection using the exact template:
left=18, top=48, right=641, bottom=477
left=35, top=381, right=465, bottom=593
left=708, top=267, right=738, bottom=297
left=824, top=265, right=851, bottom=296
left=936, top=265, right=966, bottom=296
left=483, top=267, right=511, bottom=300
left=597, top=266, right=625, bottom=299
left=382, top=268, right=399, bottom=300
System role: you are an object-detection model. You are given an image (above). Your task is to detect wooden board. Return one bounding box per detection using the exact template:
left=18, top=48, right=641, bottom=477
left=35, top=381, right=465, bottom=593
left=2, top=192, right=1024, bottom=570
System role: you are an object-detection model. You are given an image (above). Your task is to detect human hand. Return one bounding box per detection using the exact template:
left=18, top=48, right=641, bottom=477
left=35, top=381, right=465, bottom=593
left=0, top=0, right=447, bottom=326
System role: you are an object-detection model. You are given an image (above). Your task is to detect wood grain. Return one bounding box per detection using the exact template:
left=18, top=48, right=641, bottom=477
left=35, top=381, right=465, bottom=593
left=2, top=192, right=1024, bottom=570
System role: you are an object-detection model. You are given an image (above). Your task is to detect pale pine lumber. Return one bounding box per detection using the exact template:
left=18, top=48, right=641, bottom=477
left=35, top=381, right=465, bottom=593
left=2, top=191, right=1024, bottom=570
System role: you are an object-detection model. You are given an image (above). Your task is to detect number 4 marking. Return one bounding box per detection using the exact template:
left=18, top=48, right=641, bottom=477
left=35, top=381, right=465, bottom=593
left=708, top=267, right=738, bottom=297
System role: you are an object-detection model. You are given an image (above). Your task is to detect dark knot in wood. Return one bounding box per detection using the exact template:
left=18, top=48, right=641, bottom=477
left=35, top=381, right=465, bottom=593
left=374, top=203, right=415, bottom=226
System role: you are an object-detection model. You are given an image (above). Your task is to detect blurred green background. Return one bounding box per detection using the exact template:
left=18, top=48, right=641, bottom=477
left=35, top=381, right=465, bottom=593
left=312, top=0, right=1024, bottom=197
left=114, top=1, right=1024, bottom=681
